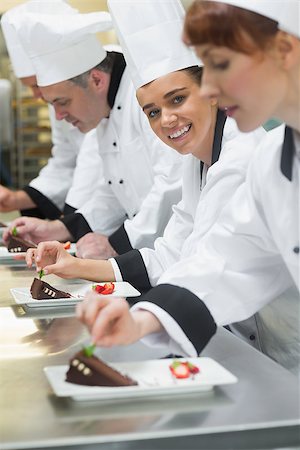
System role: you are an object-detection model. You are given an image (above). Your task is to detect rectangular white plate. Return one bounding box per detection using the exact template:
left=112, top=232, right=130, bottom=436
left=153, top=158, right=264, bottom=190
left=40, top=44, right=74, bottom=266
left=0, top=243, right=76, bottom=260
left=10, top=281, right=140, bottom=308
left=44, top=357, right=238, bottom=401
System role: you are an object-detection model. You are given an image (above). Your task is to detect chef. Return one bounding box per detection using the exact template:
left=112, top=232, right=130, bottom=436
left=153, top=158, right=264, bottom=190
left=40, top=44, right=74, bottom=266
left=75, top=0, right=299, bottom=374
left=4, top=9, right=182, bottom=258
left=0, top=0, right=93, bottom=219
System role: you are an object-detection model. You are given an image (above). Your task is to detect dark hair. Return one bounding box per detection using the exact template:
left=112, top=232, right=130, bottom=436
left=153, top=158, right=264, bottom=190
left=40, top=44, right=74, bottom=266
left=69, top=51, right=116, bottom=88
left=184, top=1, right=278, bottom=54
left=181, top=65, right=203, bottom=84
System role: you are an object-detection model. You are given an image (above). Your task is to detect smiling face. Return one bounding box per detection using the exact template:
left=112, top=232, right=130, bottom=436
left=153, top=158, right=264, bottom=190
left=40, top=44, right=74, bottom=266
left=136, top=70, right=216, bottom=163
left=40, top=70, right=110, bottom=133
left=194, top=44, right=287, bottom=132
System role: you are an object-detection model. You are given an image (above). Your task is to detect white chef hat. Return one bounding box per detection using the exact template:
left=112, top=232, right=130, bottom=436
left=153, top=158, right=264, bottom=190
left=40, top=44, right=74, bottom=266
left=0, top=0, right=77, bottom=78
left=107, top=0, right=200, bottom=90
left=14, top=11, right=113, bottom=87
left=211, top=0, right=300, bottom=39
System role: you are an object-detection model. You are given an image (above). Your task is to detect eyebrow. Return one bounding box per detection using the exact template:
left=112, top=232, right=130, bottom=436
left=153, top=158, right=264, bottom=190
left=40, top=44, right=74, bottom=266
left=142, top=87, right=187, bottom=111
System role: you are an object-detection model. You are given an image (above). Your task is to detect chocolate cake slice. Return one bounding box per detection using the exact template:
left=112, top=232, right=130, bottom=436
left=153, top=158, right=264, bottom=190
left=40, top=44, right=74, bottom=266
left=30, top=277, right=72, bottom=300
left=7, top=235, right=37, bottom=253
left=66, top=350, right=138, bottom=387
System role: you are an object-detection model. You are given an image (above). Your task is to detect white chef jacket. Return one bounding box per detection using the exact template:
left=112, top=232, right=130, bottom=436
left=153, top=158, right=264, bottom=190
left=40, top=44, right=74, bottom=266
left=24, top=104, right=84, bottom=217
left=112, top=114, right=265, bottom=286
left=131, top=125, right=299, bottom=372
left=64, top=128, right=102, bottom=212
left=62, top=61, right=183, bottom=252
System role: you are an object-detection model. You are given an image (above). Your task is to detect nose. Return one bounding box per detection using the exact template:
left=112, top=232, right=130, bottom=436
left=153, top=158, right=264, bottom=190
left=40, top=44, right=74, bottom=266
left=161, top=109, right=177, bottom=128
left=199, top=69, right=220, bottom=100
left=54, top=105, right=68, bottom=121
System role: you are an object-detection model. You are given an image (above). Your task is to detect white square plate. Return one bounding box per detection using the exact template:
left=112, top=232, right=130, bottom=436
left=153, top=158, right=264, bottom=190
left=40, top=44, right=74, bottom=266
left=0, top=243, right=77, bottom=260
left=10, top=281, right=140, bottom=308
left=44, top=357, right=238, bottom=401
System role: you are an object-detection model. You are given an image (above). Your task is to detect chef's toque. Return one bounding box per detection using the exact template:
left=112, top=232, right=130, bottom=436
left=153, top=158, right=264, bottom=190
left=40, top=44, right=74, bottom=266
left=1, top=0, right=77, bottom=78
left=14, top=11, right=113, bottom=86
left=211, top=0, right=300, bottom=38
left=107, top=0, right=200, bottom=90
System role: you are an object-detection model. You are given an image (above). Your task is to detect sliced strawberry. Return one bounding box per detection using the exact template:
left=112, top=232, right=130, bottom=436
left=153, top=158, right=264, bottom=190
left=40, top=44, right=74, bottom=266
left=184, top=361, right=200, bottom=374
left=100, top=282, right=115, bottom=295
left=92, top=282, right=115, bottom=295
left=169, top=360, right=190, bottom=379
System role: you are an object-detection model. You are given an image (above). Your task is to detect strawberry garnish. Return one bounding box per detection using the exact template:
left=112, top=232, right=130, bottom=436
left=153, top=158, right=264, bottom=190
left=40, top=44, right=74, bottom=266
left=169, top=360, right=190, bottom=379
left=63, top=241, right=71, bottom=250
left=92, top=282, right=115, bottom=295
left=169, top=360, right=200, bottom=379
left=184, top=361, right=200, bottom=374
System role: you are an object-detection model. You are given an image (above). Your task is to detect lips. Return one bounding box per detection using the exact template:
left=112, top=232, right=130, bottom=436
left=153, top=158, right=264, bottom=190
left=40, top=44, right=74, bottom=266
left=168, top=124, right=192, bottom=140
left=221, top=106, right=238, bottom=118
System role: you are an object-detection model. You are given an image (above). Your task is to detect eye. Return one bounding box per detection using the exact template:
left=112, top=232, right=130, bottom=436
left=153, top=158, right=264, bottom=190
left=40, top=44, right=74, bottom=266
left=57, top=100, right=69, bottom=107
left=211, top=61, right=229, bottom=70
left=173, top=95, right=185, bottom=104
left=147, top=108, right=160, bottom=119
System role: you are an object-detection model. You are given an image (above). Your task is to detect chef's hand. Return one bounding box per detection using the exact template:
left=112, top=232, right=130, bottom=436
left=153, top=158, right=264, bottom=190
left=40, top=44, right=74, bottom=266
left=26, top=240, right=79, bottom=279
left=76, top=232, right=118, bottom=259
left=3, top=217, right=71, bottom=245
left=76, top=293, right=162, bottom=347
left=0, top=186, right=36, bottom=212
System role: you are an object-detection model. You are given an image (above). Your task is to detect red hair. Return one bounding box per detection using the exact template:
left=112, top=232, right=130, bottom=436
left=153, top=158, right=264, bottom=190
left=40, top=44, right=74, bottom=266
left=184, top=1, right=278, bottom=54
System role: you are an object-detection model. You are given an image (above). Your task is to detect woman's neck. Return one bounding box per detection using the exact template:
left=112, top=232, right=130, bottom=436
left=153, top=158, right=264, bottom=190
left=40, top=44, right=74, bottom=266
left=277, top=63, right=300, bottom=133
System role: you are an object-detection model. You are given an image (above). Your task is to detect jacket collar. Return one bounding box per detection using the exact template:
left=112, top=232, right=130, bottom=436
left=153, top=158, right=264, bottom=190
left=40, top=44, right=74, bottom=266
left=280, top=126, right=295, bottom=181
left=211, top=109, right=227, bottom=165
left=107, top=52, right=126, bottom=109
left=200, top=109, right=227, bottom=182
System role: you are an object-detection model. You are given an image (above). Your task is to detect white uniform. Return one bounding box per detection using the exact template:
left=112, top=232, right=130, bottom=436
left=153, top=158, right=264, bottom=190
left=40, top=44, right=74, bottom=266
left=24, top=104, right=84, bottom=217
left=112, top=115, right=265, bottom=283
left=131, top=125, right=299, bottom=373
left=64, top=128, right=102, bottom=212
left=61, top=63, right=183, bottom=252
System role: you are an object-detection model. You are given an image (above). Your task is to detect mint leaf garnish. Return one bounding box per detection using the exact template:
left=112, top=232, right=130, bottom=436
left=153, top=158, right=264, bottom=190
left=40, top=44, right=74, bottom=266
left=38, top=270, right=45, bottom=279
left=83, top=344, right=96, bottom=357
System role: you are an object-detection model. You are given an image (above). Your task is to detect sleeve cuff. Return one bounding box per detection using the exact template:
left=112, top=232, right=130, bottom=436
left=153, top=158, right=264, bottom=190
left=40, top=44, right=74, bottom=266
left=136, top=284, right=217, bottom=355
left=63, top=203, right=76, bottom=216
left=109, top=258, right=123, bottom=282
left=60, top=213, right=92, bottom=241
left=108, top=223, right=133, bottom=254
left=114, top=249, right=152, bottom=293
left=23, top=186, right=62, bottom=220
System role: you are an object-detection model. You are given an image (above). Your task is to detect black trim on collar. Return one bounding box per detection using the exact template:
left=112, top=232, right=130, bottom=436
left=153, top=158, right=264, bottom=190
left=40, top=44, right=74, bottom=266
left=137, top=284, right=217, bottom=355
left=115, top=249, right=152, bottom=294
left=280, top=126, right=295, bottom=181
left=107, top=52, right=126, bottom=109
left=23, top=186, right=62, bottom=220
left=211, top=109, right=227, bottom=165
left=199, top=109, right=226, bottom=190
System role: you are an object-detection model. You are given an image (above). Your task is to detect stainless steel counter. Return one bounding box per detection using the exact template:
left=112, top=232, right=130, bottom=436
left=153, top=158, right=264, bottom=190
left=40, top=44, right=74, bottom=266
left=0, top=259, right=299, bottom=450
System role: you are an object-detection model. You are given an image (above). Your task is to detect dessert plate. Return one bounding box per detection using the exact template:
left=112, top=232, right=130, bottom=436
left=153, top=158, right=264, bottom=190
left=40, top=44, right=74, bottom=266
left=0, top=243, right=77, bottom=260
left=44, top=357, right=238, bottom=401
left=10, top=281, right=140, bottom=308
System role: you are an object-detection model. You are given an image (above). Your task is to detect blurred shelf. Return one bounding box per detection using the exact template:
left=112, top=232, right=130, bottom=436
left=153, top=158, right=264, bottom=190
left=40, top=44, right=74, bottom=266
left=12, top=80, right=52, bottom=188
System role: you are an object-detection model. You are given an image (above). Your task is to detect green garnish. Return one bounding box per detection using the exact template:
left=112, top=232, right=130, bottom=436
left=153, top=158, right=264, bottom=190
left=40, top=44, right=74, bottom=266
left=12, top=226, right=17, bottom=237
left=38, top=269, right=45, bottom=279
left=83, top=343, right=96, bottom=357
